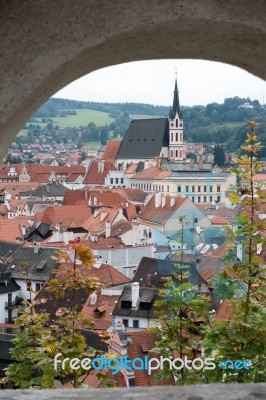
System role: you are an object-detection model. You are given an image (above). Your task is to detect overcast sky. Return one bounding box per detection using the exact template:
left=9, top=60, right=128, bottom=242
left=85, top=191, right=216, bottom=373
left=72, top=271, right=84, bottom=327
left=54, top=59, right=266, bottom=107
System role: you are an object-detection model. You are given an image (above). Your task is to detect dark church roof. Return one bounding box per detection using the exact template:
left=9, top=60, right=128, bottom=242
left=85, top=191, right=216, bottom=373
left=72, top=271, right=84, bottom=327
left=116, top=118, right=169, bottom=160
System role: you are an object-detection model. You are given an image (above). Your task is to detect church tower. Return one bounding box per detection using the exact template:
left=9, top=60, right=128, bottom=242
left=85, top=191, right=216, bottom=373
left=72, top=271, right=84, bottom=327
left=168, top=76, right=184, bottom=162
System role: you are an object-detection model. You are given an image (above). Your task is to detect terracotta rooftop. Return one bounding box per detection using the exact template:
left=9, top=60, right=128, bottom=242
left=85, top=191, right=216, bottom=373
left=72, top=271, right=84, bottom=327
left=210, top=215, right=230, bottom=225
left=83, top=160, right=117, bottom=185
left=102, top=140, right=121, bottom=162
left=0, top=217, right=31, bottom=242
left=113, top=188, right=148, bottom=203
left=138, top=194, right=186, bottom=224
left=81, top=294, right=120, bottom=330
left=35, top=205, right=92, bottom=228
left=125, top=331, right=175, bottom=386
left=216, top=299, right=233, bottom=320
left=110, top=220, right=132, bottom=238
left=131, top=166, right=172, bottom=180
left=81, top=207, right=125, bottom=235
left=125, top=162, right=138, bottom=174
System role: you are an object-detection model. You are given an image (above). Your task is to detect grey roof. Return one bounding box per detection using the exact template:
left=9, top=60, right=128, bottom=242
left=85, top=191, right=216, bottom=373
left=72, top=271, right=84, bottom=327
left=5, top=247, right=58, bottom=281
left=0, top=241, right=21, bottom=260
left=112, top=286, right=159, bottom=318
left=132, top=257, right=205, bottom=288
left=116, top=118, right=169, bottom=160
left=24, top=181, right=67, bottom=197
left=162, top=162, right=213, bottom=173
left=0, top=273, right=20, bottom=294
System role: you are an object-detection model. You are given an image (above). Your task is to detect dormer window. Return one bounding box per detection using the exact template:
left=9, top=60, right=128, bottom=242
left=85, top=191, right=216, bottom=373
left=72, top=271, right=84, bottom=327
left=121, top=300, right=132, bottom=309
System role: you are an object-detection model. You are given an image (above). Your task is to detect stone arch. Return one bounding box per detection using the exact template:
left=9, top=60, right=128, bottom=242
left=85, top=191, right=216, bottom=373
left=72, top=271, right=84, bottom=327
left=1, top=1, right=266, bottom=159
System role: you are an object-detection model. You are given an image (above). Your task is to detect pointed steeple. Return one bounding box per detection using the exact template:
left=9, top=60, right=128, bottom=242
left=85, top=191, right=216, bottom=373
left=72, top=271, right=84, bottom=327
left=172, top=78, right=180, bottom=117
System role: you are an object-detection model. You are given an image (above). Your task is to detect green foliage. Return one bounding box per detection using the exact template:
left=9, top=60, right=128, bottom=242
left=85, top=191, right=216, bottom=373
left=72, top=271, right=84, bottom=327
left=151, top=264, right=212, bottom=385
left=203, top=121, right=266, bottom=383
left=5, top=242, right=102, bottom=389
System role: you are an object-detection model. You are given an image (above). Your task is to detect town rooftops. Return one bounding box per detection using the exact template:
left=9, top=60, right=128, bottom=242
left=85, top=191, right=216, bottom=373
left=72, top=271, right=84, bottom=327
left=138, top=194, right=186, bottom=224
left=116, top=118, right=169, bottom=160
left=102, top=140, right=121, bottom=162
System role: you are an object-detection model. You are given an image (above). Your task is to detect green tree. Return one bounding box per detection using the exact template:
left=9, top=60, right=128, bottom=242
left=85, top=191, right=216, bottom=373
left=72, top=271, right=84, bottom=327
left=5, top=241, right=101, bottom=389
left=213, top=144, right=225, bottom=167
left=204, top=121, right=266, bottom=383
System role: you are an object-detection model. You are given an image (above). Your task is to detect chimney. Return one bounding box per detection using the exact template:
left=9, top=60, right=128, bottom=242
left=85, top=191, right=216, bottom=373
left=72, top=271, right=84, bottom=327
left=170, top=197, right=175, bottom=207
left=190, top=158, right=195, bottom=168
left=21, top=224, right=26, bottom=237
left=146, top=274, right=152, bottom=287
left=198, top=157, right=203, bottom=170
left=89, top=292, right=97, bottom=305
left=93, top=196, right=97, bottom=206
left=161, top=195, right=166, bottom=208
left=97, top=161, right=101, bottom=173
left=154, top=193, right=161, bottom=208
left=101, top=160, right=105, bottom=173
left=46, top=184, right=50, bottom=193
left=33, top=243, right=40, bottom=254
left=237, top=242, right=242, bottom=261
left=131, top=282, right=139, bottom=308
left=106, top=221, right=111, bottom=238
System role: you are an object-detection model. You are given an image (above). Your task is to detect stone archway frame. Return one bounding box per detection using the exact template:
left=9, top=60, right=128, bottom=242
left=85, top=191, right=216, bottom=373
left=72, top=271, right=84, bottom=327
left=1, top=0, right=266, bottom=160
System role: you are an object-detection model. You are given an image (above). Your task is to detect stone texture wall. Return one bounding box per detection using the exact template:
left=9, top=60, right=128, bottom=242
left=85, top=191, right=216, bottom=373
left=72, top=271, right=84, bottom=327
left=1, top=1, right=266, bottom=159
left=0, top=383, right=266, bottom=399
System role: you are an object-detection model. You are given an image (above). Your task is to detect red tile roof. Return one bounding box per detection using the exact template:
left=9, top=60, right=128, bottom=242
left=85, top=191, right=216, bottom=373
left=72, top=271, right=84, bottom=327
left=216, top=299, right=233, bottom=320
left=82, top=294, right=120, bottom=330
left=138, top=194, right=186, bottom=224
left=35, top=205, right=92, bottom=228
left=113, top=188, right=148, bottom=203
left=83, top=161, right=117, bottom=185
left=210, top=215, right=230, bottom=225
left=81, top=207, right=125, bottom=235
left=0, top=217, right=31, bottom=242
left=125, top=331, right=175, bottom=386
left=131, top=166, right=172, bottom=180
left=125, top=163, right=138, bottom=174
left=102, top=140, right=121, bottom=162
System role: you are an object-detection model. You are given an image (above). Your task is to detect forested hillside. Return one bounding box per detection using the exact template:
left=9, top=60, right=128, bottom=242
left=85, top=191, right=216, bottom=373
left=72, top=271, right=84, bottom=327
left=17, top=96, right=266, bottom=156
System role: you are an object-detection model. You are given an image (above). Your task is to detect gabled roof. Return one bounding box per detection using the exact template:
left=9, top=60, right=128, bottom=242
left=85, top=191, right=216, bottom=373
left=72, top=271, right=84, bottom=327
left=35, top=205, right=92, bottom=228
left=83, top=160, right=117, bottom=185
left=102, top=140, right=121, bottom=162
left=5, top=247, right=58, bottom=281
left=112, top=286, right=158, bottom=318
left=0, top=217, right=31, bottom=243
left=116, top=118, right=169, bottom=160
left=131, top=166, right=172, bottom=180
left=29, top=181, right=68, bottom=197
left=113, top=188, right=148, bottom=203
left=110, top=220, right=132, bottom=238
left=138, top=194, right=186, bottom=224
left=125, top=331, right=175, bottom=386
left=81, top=207, right=124, bottom=235
left=133, top=257, right=205, bottom=288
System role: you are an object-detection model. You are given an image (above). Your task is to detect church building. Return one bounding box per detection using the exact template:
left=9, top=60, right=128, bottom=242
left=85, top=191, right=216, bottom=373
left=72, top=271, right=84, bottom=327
left=115, top=77, right=185, bottom=171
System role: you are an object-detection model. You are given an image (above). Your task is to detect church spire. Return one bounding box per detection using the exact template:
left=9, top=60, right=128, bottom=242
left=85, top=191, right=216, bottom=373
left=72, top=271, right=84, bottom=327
left=172, top=76, right=180, bottom=117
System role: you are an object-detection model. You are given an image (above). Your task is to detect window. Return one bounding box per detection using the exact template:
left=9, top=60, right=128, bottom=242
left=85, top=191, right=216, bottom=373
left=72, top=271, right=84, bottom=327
left=177, top=186, right=181, bottom=193
left=115, top=178, right=119, bottom=184
left=121, top=301, right=131, bottom=309
left=175, top=132, right=178, bottom=142
left=194, top=217, right=198, bottom=223
left=186, top=186, right=189, bottom=192
left=36, top=283, right=41, bottom=291
left=121, top=178, right=124, bottom=184
left=198, top=186, right=201, bottom=192
left=210, top=196, right=213, bottom=202
left=198, top=196, right=201, bottom=202
left=209, top=186, right=213, bottom=192
left=133, top=319, right=139, bottom=328
left=171, top=133, right=173, bottom=142
left=192, top=197, right=195, bottom=203
left=204, top=186, right=207, bottom=192
left=167, top=185, right=170, bottom=192
left=192, top=186, right=195, bottom=192
left=110, top=178, right=113, bottom=184
left=217, top=186, right=221, bottom=192
left=217, top=196, right=221, bottom=202
left=204, top=196, right=207, bottom=202
left=122, top=319, right=129, bottom=328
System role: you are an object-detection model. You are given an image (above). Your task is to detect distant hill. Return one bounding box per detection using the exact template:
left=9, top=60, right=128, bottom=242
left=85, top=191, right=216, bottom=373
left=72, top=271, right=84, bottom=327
left=17, top=96, right=266, bottom=156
